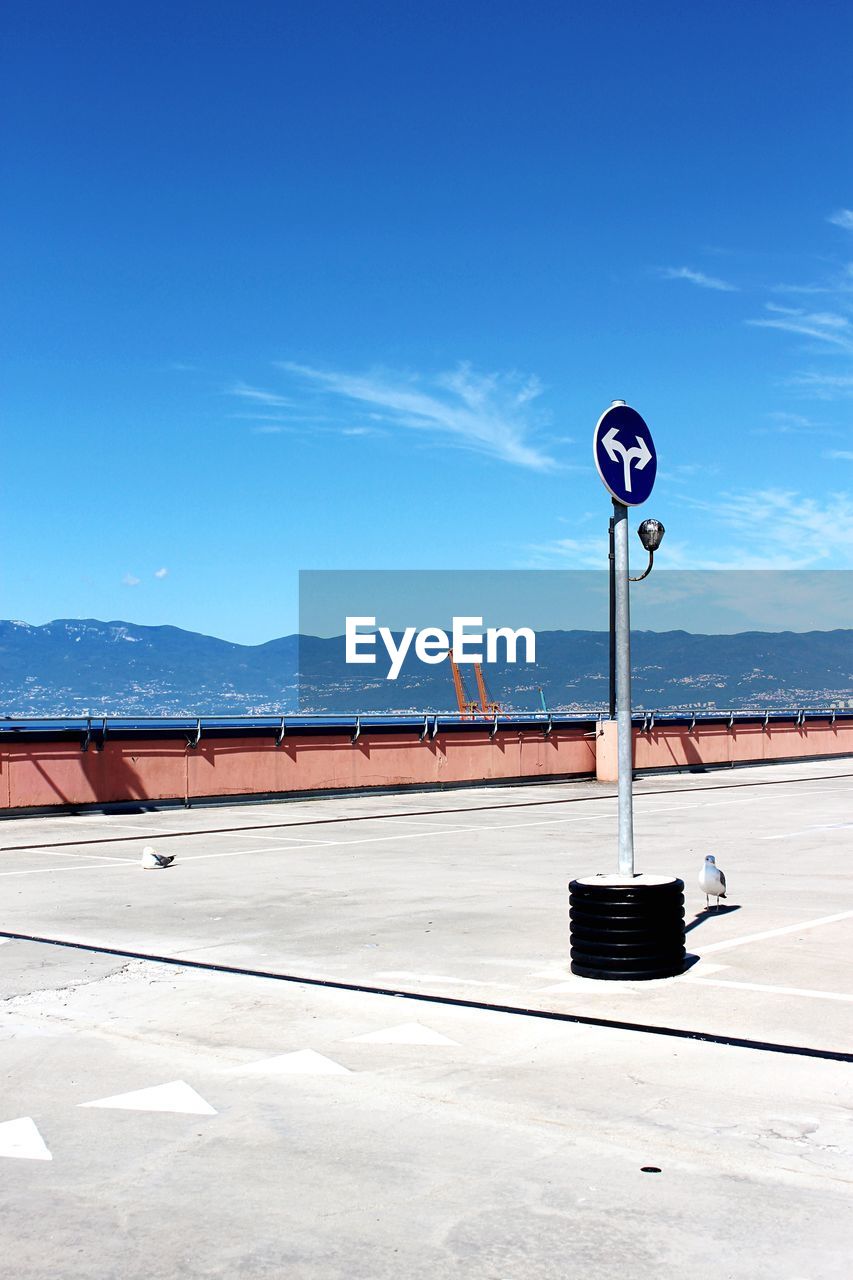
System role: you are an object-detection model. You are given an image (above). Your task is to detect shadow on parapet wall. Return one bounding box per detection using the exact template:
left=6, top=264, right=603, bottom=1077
left=2, top=740, right=187, bottom=811
left=596, top=717, right=853, bottom=782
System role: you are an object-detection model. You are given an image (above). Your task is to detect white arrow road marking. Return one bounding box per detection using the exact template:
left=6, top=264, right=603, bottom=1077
left=79, top=1080, right=217, bottom=1115
left=602, top=426, right=652, bottom=494
left=229, top=1049, right=351, bottom=1075
left=0, top=1117, right=53, bottom=1161
left=347, top=1022, right=459, bottom=1045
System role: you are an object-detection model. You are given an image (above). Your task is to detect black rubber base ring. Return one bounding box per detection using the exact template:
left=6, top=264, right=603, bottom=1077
left=568, top=926, right=681, bottom=947
left=568, top=885, right=681, bottom=906
left=571, top=936, right=686, bottom=957
left=569, top=912, right=684, bottom=929
left=569, top=899, right=685, bottom=916
left=571, top=959, right=685, bottom=981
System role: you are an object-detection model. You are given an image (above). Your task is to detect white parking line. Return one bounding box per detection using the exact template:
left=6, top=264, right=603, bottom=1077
left=212, top=830, right=337, bottom=845
left=1, top=773, right=850, bottom=855
left=761, top=822, right=853, bottom=841
left=179, top=843, right=341, bottom=862
left=1, top=849, right=136, bottom=863
left=0, top=790, right=815, bottom=875
left=684, top=977, right=853, bottom=1003
left=377, top=817, right=487, bottom=829
left=0, top=861, right=134, bottom=877
left=2, top=781, right=851, bottom=877
left=177, top=811, right=619, bottom=861
left=700, top=910, right=853, bottom=954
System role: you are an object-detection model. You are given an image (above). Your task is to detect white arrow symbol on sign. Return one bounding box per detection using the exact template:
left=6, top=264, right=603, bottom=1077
left=602, top=426, right=652, bottom=495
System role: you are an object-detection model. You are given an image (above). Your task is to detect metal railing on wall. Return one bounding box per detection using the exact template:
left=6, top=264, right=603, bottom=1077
left=0, top=708, right=851, bottom=751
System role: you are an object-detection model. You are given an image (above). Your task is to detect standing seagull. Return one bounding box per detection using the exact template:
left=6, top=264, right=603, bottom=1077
left=699, top=855, right=727, bottom=910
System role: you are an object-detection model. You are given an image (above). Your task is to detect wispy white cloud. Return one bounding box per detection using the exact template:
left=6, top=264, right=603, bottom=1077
left=771, top=258, right=853, bottom=300
left=229, top=397, right=386, bottom=439
left=749, top=216, right=853, bottom=393
left=765, top=303, right=849, bottom=328
left=525, top=533, right=607, bottom=568
left=274, top=361, right=557, bottom=470
left=154, top=567, right=168, bottom=579
left=787, top=371, right=853, bottom=399
left=529, top=488, right=853, bottom=572
left=747, top=302, right=853, bottom=351
left=824, top=449, right=853, bottom=461
left=525, top=529, right=711, bottom=572
left=771, top=277, right=853, bottom=297
left=122, top=573, right=140, bottom=587
left=659, top=461, right=721, bottom=484
left=751, top=411, right=837, bottom=436
left=772, top=282, right=836, bottom=296
left=828, top=209, right=853, bottom=231
left=679, top=488, right=853, bottom=568
left=228, top=382, right=296, bottom=408
left=766, top=411, right=819, bottom=427
left=657, top=266, right=738, bottom=292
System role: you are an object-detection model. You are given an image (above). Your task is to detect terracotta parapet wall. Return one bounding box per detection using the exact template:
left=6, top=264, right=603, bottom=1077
left=0, top=727, right=596, bottom=812
left=1, top=717, right=850, bottom=812
left=594, top=718, right=853, bottom=782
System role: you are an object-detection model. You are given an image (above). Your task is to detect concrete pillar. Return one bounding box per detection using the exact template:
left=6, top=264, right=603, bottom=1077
left=595, top=719, right=621, bottom=783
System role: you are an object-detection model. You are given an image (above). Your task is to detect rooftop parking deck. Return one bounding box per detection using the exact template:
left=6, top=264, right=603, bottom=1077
left=1, top=758, right=852, bottom=1278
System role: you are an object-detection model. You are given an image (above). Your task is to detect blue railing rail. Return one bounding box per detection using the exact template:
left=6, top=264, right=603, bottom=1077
left=0, top=711, right=592, bottom=750
left=0, top=708, right=851, bottom=750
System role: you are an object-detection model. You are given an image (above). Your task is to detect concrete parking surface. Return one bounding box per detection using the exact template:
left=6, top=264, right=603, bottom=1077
left=1, top=758, right=852, bottom=1278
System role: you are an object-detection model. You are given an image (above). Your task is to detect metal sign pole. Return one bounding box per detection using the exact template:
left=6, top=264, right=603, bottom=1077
left=608, top=514, right=616, bottom=721
left=572, top=401, right=684, bottom=981
left=612, top=498, right=634, bottom=876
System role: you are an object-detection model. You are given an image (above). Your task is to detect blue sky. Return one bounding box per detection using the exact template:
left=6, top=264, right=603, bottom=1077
left=3, top=0, right=853, bottom=643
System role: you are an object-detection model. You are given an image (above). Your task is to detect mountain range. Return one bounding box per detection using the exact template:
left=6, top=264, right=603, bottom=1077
left=1, top=618, right=851, bottom=716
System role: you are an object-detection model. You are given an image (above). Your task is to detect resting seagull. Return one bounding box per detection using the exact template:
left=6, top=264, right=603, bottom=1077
left=699, top=855, right=727, bottom=910
left=141, top=846, right=175, bottom=870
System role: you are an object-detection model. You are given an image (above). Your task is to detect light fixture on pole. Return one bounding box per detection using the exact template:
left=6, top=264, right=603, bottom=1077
left=630, top=518, right=665, bottom=582
left=609, top=517, right=666, bottom=710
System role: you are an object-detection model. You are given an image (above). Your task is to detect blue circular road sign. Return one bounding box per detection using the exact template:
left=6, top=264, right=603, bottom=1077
left=593, top=402, right=657, bottom=506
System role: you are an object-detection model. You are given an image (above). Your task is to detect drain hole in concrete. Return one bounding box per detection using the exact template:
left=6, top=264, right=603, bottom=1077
left=640, top=1166, right=662, bottom=1174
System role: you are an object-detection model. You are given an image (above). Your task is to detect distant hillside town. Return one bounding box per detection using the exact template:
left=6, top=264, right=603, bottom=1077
left=1, top=619, right=851, bottom=717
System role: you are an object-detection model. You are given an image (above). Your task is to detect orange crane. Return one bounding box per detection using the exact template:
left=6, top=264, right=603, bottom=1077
left=448, top=652, right=502, bottom=719
left=473, top=663, right=502, bottom=718
left=448, top=652, right=479, bottom=718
